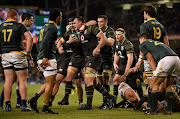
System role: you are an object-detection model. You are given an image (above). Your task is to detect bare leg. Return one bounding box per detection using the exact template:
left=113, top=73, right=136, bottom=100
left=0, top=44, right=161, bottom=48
left=4, top=70, right=16, bottom=102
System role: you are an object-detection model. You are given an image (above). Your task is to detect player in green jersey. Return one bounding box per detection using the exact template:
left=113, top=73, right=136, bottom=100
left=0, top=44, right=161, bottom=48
left=0, top=9, right=33, bottom=112
left=134, top=5, right=170, bottom=112
left=97, top=15, right=115, bottom=109
left=30, top=8, right=62, bottom=114
left=139, top=33, right=180, bottom=115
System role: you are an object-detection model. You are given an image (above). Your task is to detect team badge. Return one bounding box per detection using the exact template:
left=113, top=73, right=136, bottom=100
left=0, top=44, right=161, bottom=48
left=121, top=46, right=124, bottom=51
left=116, top=45, right=118, bottom=49
left=81, top=35, right=84, bottom=41
left=69, top=62, right=72, bottom=65
left=118, top=51, right=121, bottom=55
left=59, top=68, right=63, bottom=72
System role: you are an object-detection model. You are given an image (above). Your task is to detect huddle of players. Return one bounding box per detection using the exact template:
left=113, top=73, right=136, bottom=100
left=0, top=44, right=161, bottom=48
left=1, top=6, right=179, bottom=115
left=28, top=15, right=145, bottom=113
left=29, top=5, right=180, bottom=115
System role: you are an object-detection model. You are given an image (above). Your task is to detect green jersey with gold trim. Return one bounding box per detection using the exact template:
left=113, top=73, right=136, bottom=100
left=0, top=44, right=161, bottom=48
left=36, top=21, right=58, bottom=60
left=100, top=26, right=115, bottom=58
left=79, top=26, right=100, bottom=56
left=0, top=20, right=28, bottom=53
left=139, top=40, right=177, bottom=62
left=140, top=18, right=167, bottom=43
left=115, top=39, right=137, bottom=65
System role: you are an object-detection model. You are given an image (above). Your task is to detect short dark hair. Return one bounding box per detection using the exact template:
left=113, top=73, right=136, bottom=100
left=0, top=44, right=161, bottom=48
left=143, top=5, right=157, bottom=18
left=98, top=15, right=108, bottom=21
left=140, top=33, right=152, bottom=39
left=21, top=13, right=33, bottom=22
left=68, top=18, right=74, bottom=22
left=49, top=8, right=61, bottom=21
left=75, top=16, right=84, bottom=23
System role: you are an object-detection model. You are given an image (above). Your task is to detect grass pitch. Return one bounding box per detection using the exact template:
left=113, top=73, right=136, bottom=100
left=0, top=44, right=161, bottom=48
left=0, top=83, right=179, bottom=119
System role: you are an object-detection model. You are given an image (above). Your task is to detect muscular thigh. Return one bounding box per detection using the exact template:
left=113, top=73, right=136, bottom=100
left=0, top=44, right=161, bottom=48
left=86, top=54, right=102, bottom=71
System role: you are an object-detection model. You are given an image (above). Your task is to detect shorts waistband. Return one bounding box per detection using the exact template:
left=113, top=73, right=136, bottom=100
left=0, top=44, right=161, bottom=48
left=9, top=51, right=21, bottom=53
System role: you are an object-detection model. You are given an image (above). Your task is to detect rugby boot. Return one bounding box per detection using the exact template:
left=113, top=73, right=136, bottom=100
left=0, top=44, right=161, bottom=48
left=164, top=110, right=172, bottom=115
left=5, top=104, right=12, bottom=112
left=145, top=109, right=158, bottom=115
left=28, top=97, right=39, bottom=113
left=42, top=108, right=60, bottom=114
left=21, top=105, right=32, bottom=112
left=107, top=95, right=115, bottom=109
left=58, top=98, right=69, bottom=105
left=77, top=104, right=93, bottom=110
left=99, top=101, right=108, bottom=109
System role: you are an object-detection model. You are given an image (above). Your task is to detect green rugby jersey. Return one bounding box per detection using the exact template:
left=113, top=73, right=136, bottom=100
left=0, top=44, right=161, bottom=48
left=79, top=26, right=100, bottom=56
left=36, top=21, right=58, bottom=60
left=0, top=19, right=28, bottom=53
left=140, top=18, right=167, bottom=43
left=139, top=40, right=177, bottom=62
left=115, top=38, right=137, bottom=66
left=100, top=26, right=115, bottom=58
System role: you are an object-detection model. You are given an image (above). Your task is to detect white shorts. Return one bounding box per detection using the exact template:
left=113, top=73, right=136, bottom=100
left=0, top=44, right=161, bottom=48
left=154, top=56, right=180, bottom=77
left=37, top=59, right=57, bottom=77
left=1, top=52, right=28, bottom=70
left=118, top=82, right=131, bottom=99
left=143, top=60, right=153, bottom=78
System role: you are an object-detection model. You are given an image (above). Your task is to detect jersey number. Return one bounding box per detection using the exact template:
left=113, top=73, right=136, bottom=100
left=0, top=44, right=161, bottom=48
left=2, top=29, right=12, bottom=42
left=149, top=40, right=163, bottom=46
left=153, top=27, right=161, bottom=40
left=136, top=78, right=141, bottom=88
left=39, top=29, right=44, bottom=41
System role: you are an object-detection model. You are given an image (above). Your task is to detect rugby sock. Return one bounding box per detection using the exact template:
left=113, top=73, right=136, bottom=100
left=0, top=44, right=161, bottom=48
left=95, top=83, right=108, bottom=95
left=151, top=91, right=159, bottom=112
left=42, top=105, right=49, bottom=111
left=136, top=95, right=148, bottom=110
left=103, top=85, right=110, bottom=102
left=114, top=85, right=119, bottom=104
left=85, top=85, right=94, bottom=107
left=147, top=86, right=152, bottom=108
left=72, top=85, right=75, bottom=90
left=64, top=81, right=72, bottom=100
left=16, top=86, right=21, bottom=105
left=145, top=84, right=148, bottom=89
left=34, top=93, right=41, bottom=101
left=0, top=87, right=4, bottom=105
left=5, top=101, right=11, bottom=106
left=165, top=91, right=173, bottom=111
left=104, top=85, right=110, bottom=92
left=79, top=99, right=83, bottom=104
left=21, top=99, right=27, bottom=106
left=50, top=95, right=55, bottom=102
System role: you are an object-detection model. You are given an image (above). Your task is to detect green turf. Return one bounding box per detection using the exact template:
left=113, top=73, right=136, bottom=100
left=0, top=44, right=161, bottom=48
left=0, top=84, right=179, bottom=119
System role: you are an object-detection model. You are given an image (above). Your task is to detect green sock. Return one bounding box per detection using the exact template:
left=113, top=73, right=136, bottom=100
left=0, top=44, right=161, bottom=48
left=165, top=91, right=174, bottom=111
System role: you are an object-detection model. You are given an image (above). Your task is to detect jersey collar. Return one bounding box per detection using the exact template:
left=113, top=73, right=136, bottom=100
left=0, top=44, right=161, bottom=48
left=49, top=20, right=58, bottom=29
left=121, top=38, right=126, bottom=45
left=101, top=26, right=108, bottom=32
left=147, top=18, right=156, bottom=22
left=5, top=19, right=15, bottom=22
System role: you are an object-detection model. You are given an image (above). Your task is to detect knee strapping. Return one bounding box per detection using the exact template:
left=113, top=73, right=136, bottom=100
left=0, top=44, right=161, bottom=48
left=67, top=68, right=76, bottom=73
left=102, top=70, right=112, bottom=77
left=85, top=70, right=96, bottom=78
